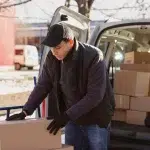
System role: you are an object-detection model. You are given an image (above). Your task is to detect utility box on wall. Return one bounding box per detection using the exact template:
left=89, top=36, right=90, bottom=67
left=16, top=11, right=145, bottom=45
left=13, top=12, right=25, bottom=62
left=0, top=8, right=15, bottom=66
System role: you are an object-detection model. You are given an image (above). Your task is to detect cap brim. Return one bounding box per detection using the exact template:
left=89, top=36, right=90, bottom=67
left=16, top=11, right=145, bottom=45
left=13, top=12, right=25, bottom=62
left=41, top=37, right=50, bottom=47
left=41, top=36, right=62, bottom=47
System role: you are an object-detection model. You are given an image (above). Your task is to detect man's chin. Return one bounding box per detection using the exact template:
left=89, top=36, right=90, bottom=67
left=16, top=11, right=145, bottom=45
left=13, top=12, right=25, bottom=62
left=55, top=56, right=63, bottom=60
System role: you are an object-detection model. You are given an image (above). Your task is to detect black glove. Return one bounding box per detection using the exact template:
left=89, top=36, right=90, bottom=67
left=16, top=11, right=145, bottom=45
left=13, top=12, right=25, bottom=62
left=145, top=113, right=150, bottom=128
left=6, top=111, right=26, bottom=121
left=47, top=113, right=70, bottom=135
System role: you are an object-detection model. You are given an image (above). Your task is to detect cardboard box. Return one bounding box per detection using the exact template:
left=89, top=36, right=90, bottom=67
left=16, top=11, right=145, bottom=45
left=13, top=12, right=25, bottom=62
left=120, top=64, right=150, bottom=72
left=124, top=51, right=150, bottom=64
left=130, top=97, right=150, bottom=112
left=114, top=70, right=150, bottom=96
left=149, top=81, right=150, bottom=96
left=115, top=94, right=130, bottom=109
left=112, top=110, right=126, bottom=122
left=2, top=145, right=73, bottom=150
left=120, top=64, right=150, bottom=96
left=126, top=110, right=147, bottom=125
left=0, top=91, right=31, bottom=107
left=0, top=119, right=61, bottom=150
left=52, top=145, right=73, bottom=150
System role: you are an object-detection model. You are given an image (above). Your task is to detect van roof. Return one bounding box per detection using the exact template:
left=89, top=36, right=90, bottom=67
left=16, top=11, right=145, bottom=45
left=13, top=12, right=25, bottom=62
left=15, top=45, right=37, bottom=49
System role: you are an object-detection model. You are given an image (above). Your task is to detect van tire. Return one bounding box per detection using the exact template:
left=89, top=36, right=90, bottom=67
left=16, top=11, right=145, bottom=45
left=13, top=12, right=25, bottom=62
left=28, top=67, right=33, bottom=70
left=15, top=63, right=21, bottom=70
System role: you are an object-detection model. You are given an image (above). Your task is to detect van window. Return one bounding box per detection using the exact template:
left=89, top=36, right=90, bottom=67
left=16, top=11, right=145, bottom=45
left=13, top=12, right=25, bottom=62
left=15, top=49, right=23, bottom=55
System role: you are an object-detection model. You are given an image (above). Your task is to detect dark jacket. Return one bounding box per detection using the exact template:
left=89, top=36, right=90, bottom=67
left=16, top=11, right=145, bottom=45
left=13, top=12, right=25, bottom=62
left=23, top=39, right=115, bottom=128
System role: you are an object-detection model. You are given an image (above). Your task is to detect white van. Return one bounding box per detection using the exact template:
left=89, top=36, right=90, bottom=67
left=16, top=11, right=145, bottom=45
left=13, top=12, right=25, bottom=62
left=14, top=45, right=39, bottom=70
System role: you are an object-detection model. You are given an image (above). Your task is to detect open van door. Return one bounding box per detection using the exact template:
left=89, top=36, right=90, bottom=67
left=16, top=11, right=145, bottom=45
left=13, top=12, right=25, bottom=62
left=38, top=6, right=90, bottom=118
left=49, top=6, right=90, bottom=42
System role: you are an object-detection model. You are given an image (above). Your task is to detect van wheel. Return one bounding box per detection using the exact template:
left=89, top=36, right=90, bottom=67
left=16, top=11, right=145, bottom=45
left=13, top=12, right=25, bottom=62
left=28, top=67, right=33, bottom=70
left=15, top=63, right=21, bottom=70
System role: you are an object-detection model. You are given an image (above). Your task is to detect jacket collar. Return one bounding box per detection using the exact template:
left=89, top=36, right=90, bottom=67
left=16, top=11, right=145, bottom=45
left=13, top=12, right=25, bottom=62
left=63, top=38, right=79, bottom=62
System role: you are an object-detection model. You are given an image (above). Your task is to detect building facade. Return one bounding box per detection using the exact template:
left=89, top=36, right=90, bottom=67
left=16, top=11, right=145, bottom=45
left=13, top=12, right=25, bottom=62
left=0, top=8, right=15, bottom=66
left=15, top=22, right=48, bottom=52
left=15, top=20, right=104, bottom=51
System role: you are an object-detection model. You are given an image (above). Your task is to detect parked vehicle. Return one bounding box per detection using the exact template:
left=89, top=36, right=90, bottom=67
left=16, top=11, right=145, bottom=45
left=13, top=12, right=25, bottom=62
left=14, top=45, right=39, bottom=70
left=39, top=6, right=150, bottom=149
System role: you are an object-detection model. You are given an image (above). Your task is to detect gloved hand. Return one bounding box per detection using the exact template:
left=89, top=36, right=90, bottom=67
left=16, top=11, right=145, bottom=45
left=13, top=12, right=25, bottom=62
left=145, top=113, right=150, bottom=128
left=47, top=113, right=70, bottom=135
left=6, top=111, right=26, bottom=121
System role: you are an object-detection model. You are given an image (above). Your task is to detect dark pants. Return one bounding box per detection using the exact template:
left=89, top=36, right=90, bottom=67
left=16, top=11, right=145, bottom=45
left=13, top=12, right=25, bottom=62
left=65, top=121, right=109, bottom=150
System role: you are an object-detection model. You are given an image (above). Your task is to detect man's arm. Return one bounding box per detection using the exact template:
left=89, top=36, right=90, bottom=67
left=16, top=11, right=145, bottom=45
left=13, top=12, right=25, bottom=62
left=23, top=55, right=53, bottom=115
left=66, top=52, right=106, bottom=120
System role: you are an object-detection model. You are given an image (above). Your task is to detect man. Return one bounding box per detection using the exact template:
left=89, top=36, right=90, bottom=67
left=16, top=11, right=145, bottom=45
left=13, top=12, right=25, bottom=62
left=7, top=23, right=115, bottom=150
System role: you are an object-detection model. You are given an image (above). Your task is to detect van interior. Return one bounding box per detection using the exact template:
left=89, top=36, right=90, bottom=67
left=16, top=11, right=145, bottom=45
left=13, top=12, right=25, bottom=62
left=97, top=25, right=150, bottom=74
left=96, top=25, right=150, bottom=149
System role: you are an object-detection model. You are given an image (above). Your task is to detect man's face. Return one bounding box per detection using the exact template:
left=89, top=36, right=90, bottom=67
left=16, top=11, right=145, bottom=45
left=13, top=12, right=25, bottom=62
left=50, top=40, right=71, bottom=60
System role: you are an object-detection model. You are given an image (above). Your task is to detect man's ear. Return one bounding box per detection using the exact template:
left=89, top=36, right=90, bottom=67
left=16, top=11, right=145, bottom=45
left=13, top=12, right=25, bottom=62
left=69, top=39, right=74, bottom=47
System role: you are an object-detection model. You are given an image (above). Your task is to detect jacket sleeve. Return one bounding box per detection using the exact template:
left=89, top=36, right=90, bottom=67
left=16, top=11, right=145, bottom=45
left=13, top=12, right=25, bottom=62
left=66, top=52, right=107, bottom=120
left=23, top=56, right=53, bottom=115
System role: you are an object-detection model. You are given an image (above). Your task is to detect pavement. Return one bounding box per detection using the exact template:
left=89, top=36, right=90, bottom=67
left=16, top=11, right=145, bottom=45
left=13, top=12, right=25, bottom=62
left=0, top=68, right=39, bottom=80
left=0, top=69, right=39, bottom=94
left=0, top=65, right=39, bottom=72
left=0, top=66, right=13, bottom=71
left=0, top=69, right=38, bottom=114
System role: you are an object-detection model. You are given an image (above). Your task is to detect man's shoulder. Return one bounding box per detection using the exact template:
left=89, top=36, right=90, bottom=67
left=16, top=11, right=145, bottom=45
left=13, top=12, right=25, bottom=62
left=46, top=50, right=56, bottom=62
left=78, top=42, right=103, bottom=60
left=44, top=50, right=56, bottom=68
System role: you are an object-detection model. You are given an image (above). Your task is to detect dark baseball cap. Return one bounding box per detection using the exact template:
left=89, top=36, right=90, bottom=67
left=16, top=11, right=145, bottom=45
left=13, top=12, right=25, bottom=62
left=41, top=23, right=73, bottom=47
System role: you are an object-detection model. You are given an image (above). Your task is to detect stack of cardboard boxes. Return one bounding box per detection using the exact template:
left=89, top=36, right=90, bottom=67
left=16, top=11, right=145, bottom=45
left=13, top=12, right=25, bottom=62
left=113, top=51, right=150, bottom=125
left=0, top=119, right=73, bottom=150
